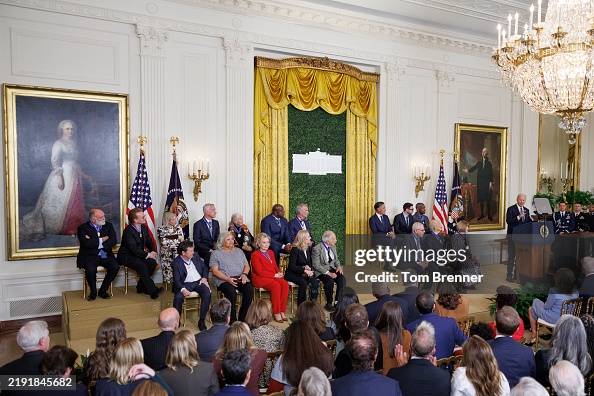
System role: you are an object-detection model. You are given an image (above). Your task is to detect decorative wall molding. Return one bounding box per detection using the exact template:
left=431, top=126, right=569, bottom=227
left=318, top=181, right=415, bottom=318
left=136, top=24, right=169, bottom=57
left=435, top=69, right=455, bottom=89
left=400, top=0, right=537, bottom=22
left=223, top=35, right=253, bottom=68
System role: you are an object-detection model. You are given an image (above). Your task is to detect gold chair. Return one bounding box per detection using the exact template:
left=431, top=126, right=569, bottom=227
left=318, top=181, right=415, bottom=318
left=325, top=339, right=337, bottom=357
left=181, top=294, right=201, bottom=327
left=536, top=298, right=583, bottom=350
left=82, top=266, right=114, bottom=300
left=436, top=355, right=463, bottom=374
left=456, top=315, right=475, bottom=337
left=587, top=297, right=594, bottom=315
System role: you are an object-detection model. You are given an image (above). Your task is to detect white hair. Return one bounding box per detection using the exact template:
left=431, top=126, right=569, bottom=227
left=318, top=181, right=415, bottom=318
left=297, top=367, right=331, bottom=396
left=510, top=377, right=548, bottom=396
left=57, top=119, right=76, bottom=134
left=296, top=203, right=308, bottom=215
left=549, top=360, right=585, bottom=396
left=411, top=321, right=435, bottom=358
left=202, top=203, right=215, bottom=213
left=321, top=230, right=335, bottom=243
left=412, top=222, right=424, bottom=232
left=17, top=321, right=49, bottom=352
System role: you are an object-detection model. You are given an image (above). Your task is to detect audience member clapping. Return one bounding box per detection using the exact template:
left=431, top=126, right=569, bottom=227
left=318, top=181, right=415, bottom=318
left=374, top=300, right=411, bottom=374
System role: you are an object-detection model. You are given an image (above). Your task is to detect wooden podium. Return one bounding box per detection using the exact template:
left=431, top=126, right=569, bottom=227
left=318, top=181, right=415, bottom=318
left=513, top=221, right=555, bottom=283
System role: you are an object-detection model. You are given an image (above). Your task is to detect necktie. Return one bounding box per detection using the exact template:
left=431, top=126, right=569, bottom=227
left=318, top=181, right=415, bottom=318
left=326, top=245, right=333, bottom=263
left=95, top=225, right=107, bottom=259
left=300, top=220, right=306, bottom=230
left=405, top=216, right=409, bottom=227
left=379, top=215, right=383, bottom=224
left=415, top=236, right=420, bottom=250
left=276, top=218, right=281, bottom=227
left=206, top=221, right=213, bottom=238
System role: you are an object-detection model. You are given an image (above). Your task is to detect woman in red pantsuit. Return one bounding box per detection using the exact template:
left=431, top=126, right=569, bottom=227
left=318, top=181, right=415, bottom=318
left=251, top=232, right=289, bottom=322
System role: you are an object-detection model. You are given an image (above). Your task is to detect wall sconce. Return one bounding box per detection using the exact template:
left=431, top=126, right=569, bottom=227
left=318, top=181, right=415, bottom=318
left=413, top=164, right=430, bottom=198
left=187, top=157, right=210, bottom=201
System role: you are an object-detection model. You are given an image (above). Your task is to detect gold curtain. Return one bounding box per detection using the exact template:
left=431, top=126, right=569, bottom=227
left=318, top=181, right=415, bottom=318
left=254, top=57, right=378, bottom=234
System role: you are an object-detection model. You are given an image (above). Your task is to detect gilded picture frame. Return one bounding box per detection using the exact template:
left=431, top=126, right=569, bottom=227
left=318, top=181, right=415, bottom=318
left=455, top=123, right=508, bottom=231
left=3, top=84, right=129, bottom=260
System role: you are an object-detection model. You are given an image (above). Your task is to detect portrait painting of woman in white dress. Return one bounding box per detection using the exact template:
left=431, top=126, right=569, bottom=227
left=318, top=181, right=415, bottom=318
left=21, top=120, right=87, bottom=241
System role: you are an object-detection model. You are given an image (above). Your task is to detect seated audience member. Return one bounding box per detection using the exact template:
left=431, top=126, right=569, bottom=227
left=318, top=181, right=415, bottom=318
left=210, top=232, right=254, bottom=322
left=132, top=380, right=168, bottom=396
left=387, top=321, right=450, bottom=396
left=77, top=208, right=119, bottom=301
left=393, top=278, right=420, bottom=325
left=156, top=211, right=184, bottom=285
left=509, top=377, right=548, bottom=396
left=365, top=282, right=410, bottom=326
left=334, top=303, right=383, bottom=377
left=250, top=233, right=289, bottom=322
left=297, top=367, right=331, bottom=396
left=212, top=322, right=266, bottom=396
left=331, top=330, right=402, bottom=396
left=141, top=308, right=179, bottom=371
left=214, top=349, right=253, bottom=396
left=421, top=220, right=446, bottom=287
left=172, top=240, right=211, bottom=330
left=0, top=320, right=49, bottom=375
left=312, top=230, right=345, bottom=311
left=451, top=336, right=510, bottom=396
left=434, top=283, right=470, bottom=320
left=228, top=213, right=255, bottom=261
left=580, top=314, right=594, bottom=361
left=412, top=202, right=430, bottom=232
left=400, top=222, right=427, bottom=275
left=271, top=320, right=333, bottom=396
left=245, top=299, right=284, bottom=389
left=297, top=301, right=335, bottom=341
left=117, top=208, right=162, bottom=299
left=193, top=203, right=220, bottom=265
left=196, top=298, right=232, bottom=362
left=95, top=337, right=173, bottom=396
left=331, top=287, right=359, bottom=354
left=38, top=345, right=87, bottom=396
left=374, top=301, right=411, bottom=374
left=528, top=267, right=578, bottom=342
left=580, top=256, right=594, bottom=298
left=489, top=306, right=535, bottom=389
left=159, top=329, right=219, bottom=396
left=369, top=201, right=394, bottom=237
left=284, top=229, right=319, bottom=306
left=289, top=203, right=313, bottom=242
left=260, top=204, right=292, bottom=261
left=405, top=292, right=466, bottom=359
left=394, top=202, right=414, bottom=234
left=549, top=360, right=586, bottom=396
left=83, top=318, right=127, bottom=385
left=468, top=322, right=494, bottom=341
left=534, top=314, right=592, bottom=387
left=487, top=286, right=525, bottom=341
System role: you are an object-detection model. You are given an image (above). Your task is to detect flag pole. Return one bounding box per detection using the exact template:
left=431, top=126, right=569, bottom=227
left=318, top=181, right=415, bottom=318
left=138, top=135, right=147, bottom=153
left=170, top=136, right=179, bottom=162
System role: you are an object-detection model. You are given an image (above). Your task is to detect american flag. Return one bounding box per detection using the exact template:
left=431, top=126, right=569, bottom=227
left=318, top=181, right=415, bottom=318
left=433, top=160, right=449, bottom=234
left=127, top=150, right=156, bottom=246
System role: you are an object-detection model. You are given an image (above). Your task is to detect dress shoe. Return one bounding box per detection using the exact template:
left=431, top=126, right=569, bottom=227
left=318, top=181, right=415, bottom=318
left=198, top=321, right=207, bottom=331
left=87, top=292, right=97, bottom=301
left=98, top=291, right=112, bottom=299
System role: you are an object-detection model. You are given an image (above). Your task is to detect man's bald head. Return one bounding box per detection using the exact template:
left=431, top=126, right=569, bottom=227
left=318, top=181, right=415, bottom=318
left=158, top=308, right=179, bottom=331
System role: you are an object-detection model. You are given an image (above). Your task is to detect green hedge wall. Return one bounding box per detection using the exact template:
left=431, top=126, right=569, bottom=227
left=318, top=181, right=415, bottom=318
left=288, top=105, right=346, bottom=261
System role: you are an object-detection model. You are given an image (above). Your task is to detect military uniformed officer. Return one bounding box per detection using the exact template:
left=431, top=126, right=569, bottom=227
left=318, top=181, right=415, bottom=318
left=553, top=201, right=576, bottom=234
left=574, top=203, right=590, bottom=232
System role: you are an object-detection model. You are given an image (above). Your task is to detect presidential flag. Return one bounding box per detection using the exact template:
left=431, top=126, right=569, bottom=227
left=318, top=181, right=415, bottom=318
left=433, top=160, right=449, bottom=234
left=450, top=160, right=464, bottom=215
left=164, top=156, right=189, bottom=238
left=127, top=150, right=156, bottom=246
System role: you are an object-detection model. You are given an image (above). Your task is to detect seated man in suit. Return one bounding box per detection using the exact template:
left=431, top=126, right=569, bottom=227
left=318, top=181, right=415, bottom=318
left=489, top=306, right=535, bottom=388
left=400, top=222, right=427, bottom=276
left=0, top=320, right=49, bottom=375
left=580, top=256, right=594, bottom=299
left=421, top=220, right=446, bottom=289
left=394, top=202, right=414, bottom=234
left=288, top=202, right=313, bottom=242
left=505, top=193, right=533, bottom=282
left=405, top=292, right=466, bottom=359
left=172, top=240, right=212, bottom=330
left=260, top=204, right=292, bottom=262
left=214, top=349, right=252, bottom=396
left=365, top=282, right=410, bottom=326
left=117, top=207, right=162, bottom=299
left=388, top=321, right=450, bottom=396
left=141, top=308, right=179, bottom=371
left=193, top=203, right=220, bottom=265
left=76, top=208, right=119, bottom=301
left=196, top=298, right=232, bottom=362
left=331, top=330, right=402, bottom=396
left=412, top=203, right=430, bottom=233
left=369, top=201, right=393, bottom=236
left=312, top=230, right=345, bottom=311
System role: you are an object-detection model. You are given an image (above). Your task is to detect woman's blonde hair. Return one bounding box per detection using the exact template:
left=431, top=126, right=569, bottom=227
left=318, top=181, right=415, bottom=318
left=254, top=232, right=270, bottom=249
left=166, top=329, right=199, bottom=371
left=462, top=335, right=504, bottom=396
left=216, top=231, right=236, bottom=250
left=162, top=211, right=177, bottom=226
left=109, top=338, right=143, bottom=385
left=216, top=321, right=255, bottom=357
left=244, top=299, right=273, bottom=329
left=293, top=229, right=311, bottom=250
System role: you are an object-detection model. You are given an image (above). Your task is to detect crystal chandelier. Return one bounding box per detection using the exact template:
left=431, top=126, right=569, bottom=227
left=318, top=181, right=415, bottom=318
left=493, top=0, right=594, bottom=145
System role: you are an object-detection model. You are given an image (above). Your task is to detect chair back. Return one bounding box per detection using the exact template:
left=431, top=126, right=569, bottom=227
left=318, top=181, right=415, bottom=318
left=586, top=371, right=594, bottom=396
left=325, top=339, right=337, bottom=357
left=436, top=355, right=463, bottom=375
left=561, top=298, right=582, bottom=316
left=587, top=297, right=594, bottom=316
left=456, top=316, right=475, bottom=337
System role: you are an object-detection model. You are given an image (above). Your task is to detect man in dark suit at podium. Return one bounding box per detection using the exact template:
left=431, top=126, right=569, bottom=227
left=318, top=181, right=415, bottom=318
left=193, top=203, right=220, bottom=265
left=76, top=208, right=119, bottom=301
left=393, top=202, right=414, bottom=234
left=261, top=204, right=292, bottom=262
left=505, top=193, right=533, bottom=282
